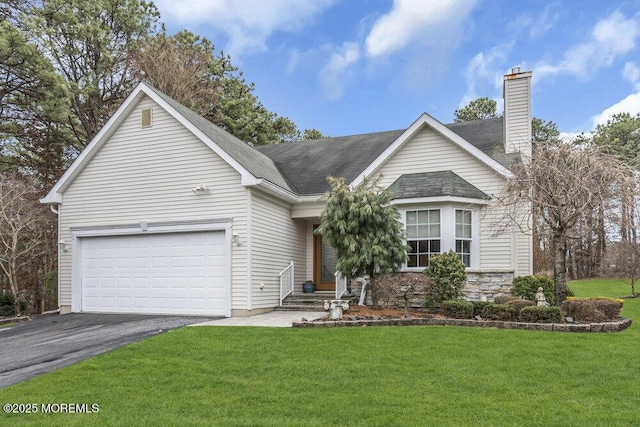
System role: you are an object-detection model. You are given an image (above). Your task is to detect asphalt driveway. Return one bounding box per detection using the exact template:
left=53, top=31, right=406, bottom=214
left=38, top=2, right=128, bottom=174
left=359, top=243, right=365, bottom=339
left=0, top=313, right=211, bottom=389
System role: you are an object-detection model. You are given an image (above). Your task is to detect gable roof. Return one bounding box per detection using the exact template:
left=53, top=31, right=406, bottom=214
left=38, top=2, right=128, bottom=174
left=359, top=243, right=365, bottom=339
left=42, top=84, right=517, bottom=205
left=388, top=171, right=490, bottom=200
left=143, top=85, right=291, bottom=191
left=351, top=113, right=514, bottom=189
left=41, top=82, right=294, bottom=204
left=256, top=117, right=516, bottom=197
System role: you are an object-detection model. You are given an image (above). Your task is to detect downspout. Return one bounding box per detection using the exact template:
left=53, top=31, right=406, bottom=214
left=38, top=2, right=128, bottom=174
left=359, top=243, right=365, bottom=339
left=48, top=203, right=62, bottom=314
left=246, top=188, right=253, bottom=312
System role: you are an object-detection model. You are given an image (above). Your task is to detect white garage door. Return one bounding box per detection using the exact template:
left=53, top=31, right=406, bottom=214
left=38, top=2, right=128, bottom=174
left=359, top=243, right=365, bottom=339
left=81, top=231, right=228, bottom=316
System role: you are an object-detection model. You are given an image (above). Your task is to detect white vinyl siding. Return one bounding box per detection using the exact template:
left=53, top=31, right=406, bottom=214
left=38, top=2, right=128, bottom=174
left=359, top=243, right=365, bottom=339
left=249, top=189, right=306, bottom=309
left=58, top=96, right=250, bottom=310
left=504, top=75, right=532, bottom=158
left=376, top=126, right=530, bottom=274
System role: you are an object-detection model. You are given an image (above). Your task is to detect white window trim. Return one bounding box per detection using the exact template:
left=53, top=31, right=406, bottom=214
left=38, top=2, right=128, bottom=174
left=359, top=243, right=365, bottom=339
left=405, top=208, right=441, bottom=269
left=399, top=204, right=480, bottom=271
left=455, top=209, right=473, bottom=267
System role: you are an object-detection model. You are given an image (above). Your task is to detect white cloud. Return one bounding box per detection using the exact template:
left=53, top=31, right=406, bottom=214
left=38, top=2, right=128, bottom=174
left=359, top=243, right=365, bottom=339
left=319, top=42, right=360, bottom=100
left=623, top=62, right=640, bottom=89
left=534, top=11, right=640, bottom=82
left=154, top=0, right=335, bottom=58
left=591, top=61, right=640, bottom=127
left=591, top=92, right=640, bottom=127
left=559, top=131, right=586, bottom=143
left=510, top=4, right=561, bottom=39
left=460, top=44, right=512, bottom=110
left=365, top=0, right=479, bottom=58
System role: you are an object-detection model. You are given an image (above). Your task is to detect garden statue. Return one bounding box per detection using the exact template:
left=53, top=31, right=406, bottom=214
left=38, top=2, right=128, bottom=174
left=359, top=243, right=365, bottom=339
left=536, top=287, right=550, bottom=307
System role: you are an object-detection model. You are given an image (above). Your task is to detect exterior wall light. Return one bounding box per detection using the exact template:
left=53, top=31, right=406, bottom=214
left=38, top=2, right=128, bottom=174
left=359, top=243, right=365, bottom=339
left=192, top=184, right=210, bottom=193
left=58, top=239, right=71, bottom=252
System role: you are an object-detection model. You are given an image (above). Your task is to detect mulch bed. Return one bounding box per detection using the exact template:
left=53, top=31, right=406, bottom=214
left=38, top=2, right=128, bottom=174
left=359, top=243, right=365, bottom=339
left=294, top=304, right=632, bottom=332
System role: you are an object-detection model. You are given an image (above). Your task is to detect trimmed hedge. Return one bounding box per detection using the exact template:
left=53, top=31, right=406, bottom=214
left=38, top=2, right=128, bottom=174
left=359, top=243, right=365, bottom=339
left=507, top=299, right=536, bottom=313
left=562, top=298, right=623, bottom=322
left=519, top=306, right=563, bottom=323
left=512, top=275, right=555, bottom=305
left=493, top=296, right=513, bottom=304
left=481, top=304, right=517, bottom=321
left=471, top=301, right=490, bottom=317
left=442, top=300, right=474, bottom=319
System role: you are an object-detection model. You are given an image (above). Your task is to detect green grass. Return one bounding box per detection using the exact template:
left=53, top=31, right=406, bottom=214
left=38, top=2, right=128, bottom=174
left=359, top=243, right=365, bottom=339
left=1, top=279, right=639, bottom=426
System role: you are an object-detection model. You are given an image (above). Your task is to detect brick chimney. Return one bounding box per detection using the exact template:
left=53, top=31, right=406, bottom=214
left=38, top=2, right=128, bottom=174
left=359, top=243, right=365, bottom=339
left=503, top=67, right=532, bottom=159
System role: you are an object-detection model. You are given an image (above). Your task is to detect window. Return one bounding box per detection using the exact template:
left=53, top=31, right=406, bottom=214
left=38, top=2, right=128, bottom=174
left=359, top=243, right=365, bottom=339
left=406, top=209, right=441, bottom=268
left=455, top=209, right=472, bottom=267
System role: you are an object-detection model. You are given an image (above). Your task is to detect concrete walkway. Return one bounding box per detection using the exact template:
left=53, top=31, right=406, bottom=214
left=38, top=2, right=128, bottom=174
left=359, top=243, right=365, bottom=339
left=191, top=311, right=326, bottom=327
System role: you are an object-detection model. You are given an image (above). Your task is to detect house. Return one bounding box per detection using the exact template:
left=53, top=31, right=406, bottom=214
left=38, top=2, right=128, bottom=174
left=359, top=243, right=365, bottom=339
left=41, top=68, right=533, bottom=317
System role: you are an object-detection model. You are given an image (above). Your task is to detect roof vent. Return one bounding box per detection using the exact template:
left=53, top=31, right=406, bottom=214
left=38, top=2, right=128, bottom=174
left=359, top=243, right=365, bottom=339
left=511, top=66, right=521, bottom=74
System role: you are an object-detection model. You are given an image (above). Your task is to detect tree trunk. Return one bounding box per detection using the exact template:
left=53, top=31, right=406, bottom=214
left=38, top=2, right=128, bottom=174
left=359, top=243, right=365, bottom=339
left=569, top=242, right=577, bottom=280
left=9, top=264, right=20, bottom=317
left=553, top=233, right=568, bottom=306
left=369, top=272, right=378, bottom=308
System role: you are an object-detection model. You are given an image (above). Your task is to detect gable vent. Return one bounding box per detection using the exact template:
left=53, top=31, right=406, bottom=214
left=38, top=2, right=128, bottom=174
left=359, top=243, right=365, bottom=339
left=141, top=108, right=153, bottom=128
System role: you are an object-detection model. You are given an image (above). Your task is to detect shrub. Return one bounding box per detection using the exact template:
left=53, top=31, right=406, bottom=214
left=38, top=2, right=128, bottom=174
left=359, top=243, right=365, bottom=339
left=43, top=270, right=58, bottom=311
left=442, top=300, right=474, bottom=319
left=471, top=301, right=490, bottom=317
left=519, top=306, right=563, bottom=323
left=562, top=298, right=623, bottom=322
left=511, top=275, right=555, bottom=305
left=0, top=291, right=15, bottom=317
left=594, top=298, right=623, bottom=319
left=493, top=295, right=514, bottom=304
left=424, top=251, right=467, bottom=308
left=481, top=304, right=517, bottom=321
left=507, top=299, right=536, bottom=313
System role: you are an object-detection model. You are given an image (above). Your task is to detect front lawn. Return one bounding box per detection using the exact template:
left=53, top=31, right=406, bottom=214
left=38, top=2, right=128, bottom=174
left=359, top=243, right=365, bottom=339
left=1, top=279, right=639, bottom=426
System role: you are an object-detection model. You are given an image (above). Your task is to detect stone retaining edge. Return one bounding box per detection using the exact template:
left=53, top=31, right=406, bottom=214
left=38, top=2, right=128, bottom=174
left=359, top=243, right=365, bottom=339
left=293, top=317, right=632, bottom=332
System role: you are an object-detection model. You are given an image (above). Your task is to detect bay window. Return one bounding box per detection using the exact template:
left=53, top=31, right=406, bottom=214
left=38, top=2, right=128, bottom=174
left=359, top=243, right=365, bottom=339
left=403, top=206, right=477, bottom=269
left=455, top=209, right=472, bottom=267
left=406, top=209, right=441, bottom=268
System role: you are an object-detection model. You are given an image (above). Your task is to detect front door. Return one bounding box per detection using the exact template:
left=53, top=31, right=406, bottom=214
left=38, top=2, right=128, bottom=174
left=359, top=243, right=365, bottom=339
left=313, top=226, right=337, bottom=291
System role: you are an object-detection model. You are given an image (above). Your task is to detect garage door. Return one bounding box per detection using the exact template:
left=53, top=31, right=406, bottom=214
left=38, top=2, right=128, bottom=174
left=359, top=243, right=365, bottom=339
left=81, top=231, right=228, bottom=316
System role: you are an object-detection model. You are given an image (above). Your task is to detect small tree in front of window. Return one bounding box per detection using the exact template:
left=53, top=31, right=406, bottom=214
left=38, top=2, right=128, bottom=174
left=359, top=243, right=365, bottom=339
left=424, top=250, right=467, bottom=309
left=316, top=176, right=408, bottom=308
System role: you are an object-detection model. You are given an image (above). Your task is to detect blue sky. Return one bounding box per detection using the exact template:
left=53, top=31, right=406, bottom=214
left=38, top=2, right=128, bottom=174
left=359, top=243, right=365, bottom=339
left=154, top=0, right=640, bottom=140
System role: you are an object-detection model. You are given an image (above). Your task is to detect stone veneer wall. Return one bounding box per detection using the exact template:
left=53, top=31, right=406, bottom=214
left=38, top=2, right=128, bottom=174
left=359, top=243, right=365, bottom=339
left=464, top=270, right=514, bottom=302
left=349, top=270, right=515, bottom=308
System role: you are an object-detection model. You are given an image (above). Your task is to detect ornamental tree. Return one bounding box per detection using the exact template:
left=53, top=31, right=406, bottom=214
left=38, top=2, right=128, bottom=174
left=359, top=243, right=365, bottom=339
left=493, top=143, right=638, bottom=306
left=316, top=176, right=407, bottom=307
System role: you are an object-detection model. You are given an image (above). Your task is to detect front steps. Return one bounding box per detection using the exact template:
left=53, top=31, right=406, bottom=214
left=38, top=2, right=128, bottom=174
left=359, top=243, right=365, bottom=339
left=277, top=291, right=357, bottom=312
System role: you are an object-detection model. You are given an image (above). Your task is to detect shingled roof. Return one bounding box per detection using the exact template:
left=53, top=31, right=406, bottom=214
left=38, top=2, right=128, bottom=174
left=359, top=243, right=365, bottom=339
left=388, top=171, right=489, bottom=200
left=255, top=130, right=404, bottom=195
left=255, top=117, right=513, bottom=196
left=149, top=84, right=514, bottom=197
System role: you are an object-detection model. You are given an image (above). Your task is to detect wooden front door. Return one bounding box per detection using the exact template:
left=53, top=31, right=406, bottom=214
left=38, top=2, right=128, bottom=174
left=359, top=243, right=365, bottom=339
left=313, top=226, right=337, bottom=291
